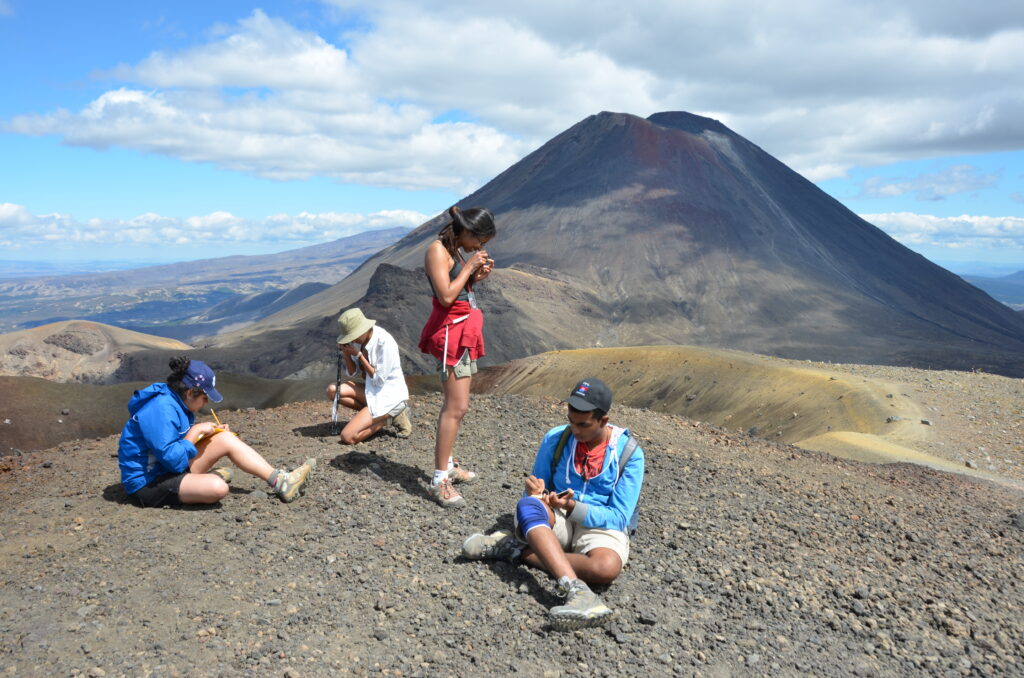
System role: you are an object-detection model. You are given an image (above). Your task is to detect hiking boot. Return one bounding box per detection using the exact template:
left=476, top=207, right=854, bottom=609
left=429, top=479, right=465, bottom=508
left=209, top=467, right=234, bottom=484
left=391, top=408, right=412, bottom=438
left=447, top=459, right=477, bottom=484
left=549, top=578, right=614, bottom=630
left=461, top=530, right=522, bottom=562
left=272, top=458, right=315, bottom=503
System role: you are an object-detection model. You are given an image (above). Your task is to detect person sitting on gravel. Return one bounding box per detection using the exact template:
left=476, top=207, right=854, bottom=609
left=327, top=307, right=412, bottom=444
left=118, top=356, right=315, bottom=507
left=462, top=377, right=645, bottom=630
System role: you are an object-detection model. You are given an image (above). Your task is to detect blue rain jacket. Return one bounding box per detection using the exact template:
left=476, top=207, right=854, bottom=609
left=117, top=383, right=197, bottom=495
left=529, top=424, right=645, bottom=533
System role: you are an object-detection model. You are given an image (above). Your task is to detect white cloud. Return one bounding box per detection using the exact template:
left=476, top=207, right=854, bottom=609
left=5, top=2, right=1024, bottom=189
left=861, top=212, right=1024, bottom=251
left=858, top=165, right=999, bottom=201
left=0, top=203, right=426, bottom=253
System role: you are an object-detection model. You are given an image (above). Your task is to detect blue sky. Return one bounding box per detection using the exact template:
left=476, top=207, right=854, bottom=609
left=1, top=0, right=1023, bottom=272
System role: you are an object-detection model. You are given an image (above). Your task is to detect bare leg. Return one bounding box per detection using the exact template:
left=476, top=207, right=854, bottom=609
left=520, top=544, right=623, bottom=585
left=189, top=431, right=275, bottom=480
left=434, top=371, right=471, bottom=472
left=517, top=502, right=623, bottom=585
left=327, top=381, right=367, bottom=412
left=340, top=406, right=391, bottom=444
left=177, top=473, right=229, bottom=504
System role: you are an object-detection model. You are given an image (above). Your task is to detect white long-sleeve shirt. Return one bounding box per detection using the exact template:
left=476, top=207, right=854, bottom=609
left=345, top=325, right=409, bottom=418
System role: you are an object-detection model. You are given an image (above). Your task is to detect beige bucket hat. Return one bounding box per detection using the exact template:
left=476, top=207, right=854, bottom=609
left=337, top=307, right=375, bottom=344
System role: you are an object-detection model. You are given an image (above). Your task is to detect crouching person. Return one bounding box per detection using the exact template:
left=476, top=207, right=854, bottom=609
left=119, top=356, right=315, bottom=507
left=462, top=378, right=644, bottom=630
left=327, top=307, right=411, bottom=444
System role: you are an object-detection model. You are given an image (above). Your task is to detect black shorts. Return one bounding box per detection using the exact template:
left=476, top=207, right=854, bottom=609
left=128, top=473, right=186, bottom=508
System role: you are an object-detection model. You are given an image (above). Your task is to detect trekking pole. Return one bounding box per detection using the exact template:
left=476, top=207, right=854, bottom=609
left=330, top=346, right=343, bottom=435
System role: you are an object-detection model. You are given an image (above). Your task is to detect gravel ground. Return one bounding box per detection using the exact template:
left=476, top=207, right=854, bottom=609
left=2, top=393, right=1023, bottom=677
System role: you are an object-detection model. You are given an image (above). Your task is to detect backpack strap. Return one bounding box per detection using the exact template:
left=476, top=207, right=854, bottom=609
left=552, top=427, right=639, bottom=485
left=615, top=434, right=638, bottom=484
left=549, top=426, right=573, bottom=479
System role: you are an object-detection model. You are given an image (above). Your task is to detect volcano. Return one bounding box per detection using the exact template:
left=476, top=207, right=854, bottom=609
left=201, top=111, right=1024, bottom=378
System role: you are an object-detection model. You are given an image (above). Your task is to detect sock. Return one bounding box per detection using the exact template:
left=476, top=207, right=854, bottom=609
left=447, top=457, right=454, bottom=471
left=268, top=469, right=284, bottom=489
left=432, top=469, right=448, bottom=486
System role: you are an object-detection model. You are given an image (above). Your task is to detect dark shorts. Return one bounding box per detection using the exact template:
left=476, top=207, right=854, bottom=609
left=128, top=473, right=186, bottom=508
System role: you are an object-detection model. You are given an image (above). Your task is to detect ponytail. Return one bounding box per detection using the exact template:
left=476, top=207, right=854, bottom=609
left=166, top=355, right=191, bottom=399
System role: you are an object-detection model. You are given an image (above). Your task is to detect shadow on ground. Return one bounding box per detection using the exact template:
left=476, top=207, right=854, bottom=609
left=332, top=450, right=432, bottom=502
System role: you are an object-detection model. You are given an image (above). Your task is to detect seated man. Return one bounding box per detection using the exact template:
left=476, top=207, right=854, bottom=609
left=327, top=307, right=412, bottom=443
left=462, top=377, right=644, bottom=630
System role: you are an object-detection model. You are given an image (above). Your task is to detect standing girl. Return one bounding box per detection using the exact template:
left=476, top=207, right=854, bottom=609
left=418, top=206, right=496, bottom=507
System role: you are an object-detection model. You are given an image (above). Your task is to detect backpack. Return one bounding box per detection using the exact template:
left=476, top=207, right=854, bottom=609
left=549, top=426, right=642, bottom=536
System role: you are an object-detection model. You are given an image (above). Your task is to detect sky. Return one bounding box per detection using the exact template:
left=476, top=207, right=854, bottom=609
left=1, top=0, right=1023, bottom=273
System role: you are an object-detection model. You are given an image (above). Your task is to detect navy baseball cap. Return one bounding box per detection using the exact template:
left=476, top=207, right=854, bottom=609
left=181, top=360, right=223, bottom=403
left=566, top=377, right=612, bottom=413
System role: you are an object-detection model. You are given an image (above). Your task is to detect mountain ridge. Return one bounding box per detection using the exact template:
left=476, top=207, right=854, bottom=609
left=204, top=110, right=1024, bottom=377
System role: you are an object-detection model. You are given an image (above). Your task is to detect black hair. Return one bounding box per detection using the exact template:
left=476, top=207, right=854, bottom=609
left=437, top=205, right=496, bottom=260
left=167, top=355, right=193, bottom=400
left=568, top=404, right=607, bottom=421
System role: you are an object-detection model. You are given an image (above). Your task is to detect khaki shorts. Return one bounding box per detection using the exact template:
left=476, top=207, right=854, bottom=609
left=438, top=348, right=478, bottom=382
left=548, top=508, right=631, bottom=567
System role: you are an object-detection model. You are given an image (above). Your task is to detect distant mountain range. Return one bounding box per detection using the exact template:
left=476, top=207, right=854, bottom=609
left=6, top=111, right=1024, bottom=384
left=0, top=227, right=408, bottom=341
left=185, top=110, right=1024, bottom=379
left=0, top=260, right=161, bottom=279
left=962, top=270, right=1024, bottom=308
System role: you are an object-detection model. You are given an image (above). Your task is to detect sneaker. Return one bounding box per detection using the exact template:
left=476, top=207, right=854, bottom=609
left=549, top=578, right=614, bottom=630
left=209, top=467, right=234, bottom=484
left=391, top=408, right=412, bottom=438
left=273, top=458, right=315, bottom=503
left=461, top=530, right=522, bottom=561
left=429, top=479, right=466, bottom=508
left=447, top=459, right=477, bottom=484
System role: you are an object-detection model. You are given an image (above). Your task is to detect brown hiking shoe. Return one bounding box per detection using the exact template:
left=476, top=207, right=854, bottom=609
left=448, top=459, right=477, bottom=484
left=273, top=458, right=315, bottom=503
left=391, top=408, right=412, bottom=438
left=209, top=467, right=234, bottom=484
left=429, top=479, right=466, bottom=508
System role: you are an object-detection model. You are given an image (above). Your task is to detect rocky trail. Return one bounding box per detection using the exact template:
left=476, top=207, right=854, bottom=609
left=1, top=393, right=1023, bottom=677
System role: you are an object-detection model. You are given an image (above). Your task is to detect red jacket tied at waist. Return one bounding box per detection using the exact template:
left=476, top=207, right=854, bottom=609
left=418, top=298, right=485, bottom=366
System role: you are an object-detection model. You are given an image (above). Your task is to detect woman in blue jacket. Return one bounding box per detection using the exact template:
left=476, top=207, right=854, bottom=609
left=118, top=356, right=314, bottom=507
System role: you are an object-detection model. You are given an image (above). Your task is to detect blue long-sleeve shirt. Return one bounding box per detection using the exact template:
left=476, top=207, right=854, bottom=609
left=117, top=383, right=197, bottom=495
left=529, top=424, right=645, bottom=533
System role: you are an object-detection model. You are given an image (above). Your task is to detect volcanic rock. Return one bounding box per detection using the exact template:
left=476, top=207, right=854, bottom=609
left=208, top=111, right=1024, bottom=378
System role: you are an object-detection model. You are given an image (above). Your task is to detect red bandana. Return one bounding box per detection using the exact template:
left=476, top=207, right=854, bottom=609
left=573, top=434, right=609, bottom=480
